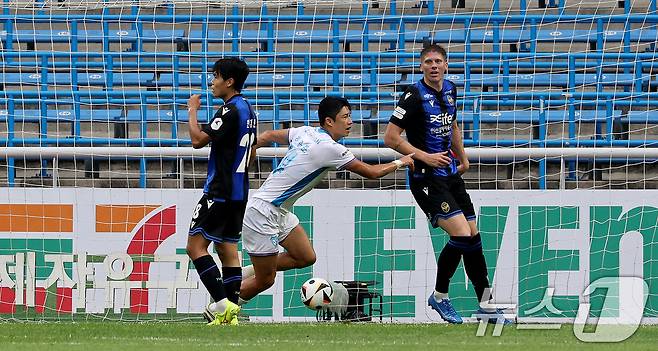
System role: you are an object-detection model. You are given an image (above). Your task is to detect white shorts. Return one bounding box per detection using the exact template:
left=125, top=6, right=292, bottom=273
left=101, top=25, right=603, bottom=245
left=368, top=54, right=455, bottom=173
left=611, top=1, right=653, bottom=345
left=242, top=197, right=300, bottom=256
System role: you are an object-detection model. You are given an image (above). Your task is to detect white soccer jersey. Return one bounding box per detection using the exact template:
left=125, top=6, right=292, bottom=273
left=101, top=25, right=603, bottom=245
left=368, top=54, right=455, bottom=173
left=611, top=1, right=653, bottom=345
left=253, top=126, right=356, bottom=209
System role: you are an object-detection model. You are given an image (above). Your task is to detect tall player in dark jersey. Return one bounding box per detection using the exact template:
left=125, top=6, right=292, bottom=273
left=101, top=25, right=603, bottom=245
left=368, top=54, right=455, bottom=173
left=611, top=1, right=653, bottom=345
left=186, top=57, right=257, bottom=326
left=384, top=44, right=509, bottom=324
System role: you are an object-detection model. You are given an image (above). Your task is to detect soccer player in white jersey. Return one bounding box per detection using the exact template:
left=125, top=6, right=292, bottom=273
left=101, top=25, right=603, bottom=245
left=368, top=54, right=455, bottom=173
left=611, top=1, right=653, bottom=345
left=237, top=96, right=414, bottom=304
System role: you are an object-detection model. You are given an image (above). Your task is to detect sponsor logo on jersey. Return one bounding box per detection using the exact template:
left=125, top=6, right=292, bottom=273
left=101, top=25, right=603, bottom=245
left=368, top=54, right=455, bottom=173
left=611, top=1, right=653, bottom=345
left=392, top=106, right=406, bottom=119
left=207, top=199, right=214, bottom=208
left=429, top=100, right=435, bottom=107
left=404, top=92, right=412, bottom=100
left=424, top=93, right=434, bottom=99
left=430, top=113, right=454, bottom=125
left=222, top=107, right=230, bottom=115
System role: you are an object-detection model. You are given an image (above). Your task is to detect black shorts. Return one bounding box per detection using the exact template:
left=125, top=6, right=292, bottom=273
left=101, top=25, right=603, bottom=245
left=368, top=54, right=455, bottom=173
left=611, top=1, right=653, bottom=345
left=188, top=195, right=246, bottom=243
left=409, top=173, right=476, bottom=227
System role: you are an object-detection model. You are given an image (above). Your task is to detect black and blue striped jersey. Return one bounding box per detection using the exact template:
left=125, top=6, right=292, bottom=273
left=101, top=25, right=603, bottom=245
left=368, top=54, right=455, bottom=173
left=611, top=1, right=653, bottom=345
left=389, top=79, right=458, bottom=177
left=201, top=94, right=257, bottom=202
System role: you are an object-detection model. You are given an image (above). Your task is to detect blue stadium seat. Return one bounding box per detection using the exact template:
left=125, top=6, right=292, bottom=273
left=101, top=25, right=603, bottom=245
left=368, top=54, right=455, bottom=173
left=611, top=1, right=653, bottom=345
left=433, top=29, right=530, bottom=43
left=186, top=30, right=268, bottom=43
left=257, top=109, right=372, bottom=123
left=155, top=73, right=399, bottom=88
left=8, top=28, right=654, bottom=47
left=186, top=29, right=430, bottom=45
left=309, top=73, right=400, bottom=87
left=249, top=73, right=308, bottom=86
left=430, top=29, right=658, bottom=44
left=0, top=109, right=123, bottom=122
left=361, top=29, right=431, bottom=43
left=535, top=29, right=658, bottom=43
left=156, top=73, right=211, bottom=87
left=156, top=73, right=309, bottom=87
left=125, top=109, right=211, bottom=123
left=624, top=111, right=658, bottom=124
left=0, top=72, right=154, bottom=87
left=0, top=109, right=41, bottom=122
left=121, top=109, right=372, bottom=124
left=5, top=29, right=184, bottom=43
left=77, top=73, right=154, bottom=86
left=50, top=109, right=124, bottom=121
left=399, top=73, right=649, bottom=88
left=461, top=109, right=622, bottom=124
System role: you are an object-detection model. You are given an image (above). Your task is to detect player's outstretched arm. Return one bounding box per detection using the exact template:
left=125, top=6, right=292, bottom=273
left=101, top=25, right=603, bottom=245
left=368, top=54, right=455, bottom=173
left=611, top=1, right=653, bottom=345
left=187, top=94, right=211, bottom=149
left=384, top=122, right=451, bottom=168
left=254, top=129, right=290, bottom=148
left=345, top=153, right=414, bottom=180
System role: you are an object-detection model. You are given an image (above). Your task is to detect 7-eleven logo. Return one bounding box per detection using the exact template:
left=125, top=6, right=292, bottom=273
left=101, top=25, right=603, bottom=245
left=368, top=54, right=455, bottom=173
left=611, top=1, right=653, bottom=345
left=0, top=204, right=177, bottom=315
left=96, top=205, right=177, bottom=314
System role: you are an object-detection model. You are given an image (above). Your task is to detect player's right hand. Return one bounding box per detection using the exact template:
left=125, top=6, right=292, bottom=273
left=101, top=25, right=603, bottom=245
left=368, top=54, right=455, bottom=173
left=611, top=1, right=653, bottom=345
left=423, top=151, right=452, bottom=168
left=187, top=94, right=201, bottom=111
left=400, top=153, right=415, bottom=172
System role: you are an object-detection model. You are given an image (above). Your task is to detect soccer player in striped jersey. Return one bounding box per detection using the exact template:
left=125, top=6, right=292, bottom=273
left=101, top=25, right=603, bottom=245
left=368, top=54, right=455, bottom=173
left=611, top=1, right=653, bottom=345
left=237, top=96, right=414, bottom=305
left=186, top=57, right=257, bottom=325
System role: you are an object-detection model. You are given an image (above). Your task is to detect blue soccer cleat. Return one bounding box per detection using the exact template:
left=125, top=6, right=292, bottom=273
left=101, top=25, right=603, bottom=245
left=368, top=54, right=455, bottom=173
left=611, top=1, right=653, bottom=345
left=475, top=307, right=514, bottom=325
left=428, top=294, right=463, bottom=324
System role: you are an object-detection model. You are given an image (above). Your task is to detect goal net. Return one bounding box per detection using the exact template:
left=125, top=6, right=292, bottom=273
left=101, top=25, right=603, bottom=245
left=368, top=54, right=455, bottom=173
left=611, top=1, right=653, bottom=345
left=0, top=0, right=657, bottom=323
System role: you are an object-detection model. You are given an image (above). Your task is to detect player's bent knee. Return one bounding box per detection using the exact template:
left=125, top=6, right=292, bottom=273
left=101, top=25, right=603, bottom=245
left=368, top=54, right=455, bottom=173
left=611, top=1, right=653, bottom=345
left=185, top=244, right=201, bottom=260
left=186, top=243, right=212, bottom=261
left=303, top=253, right=316, bottom=267
left=217, top=250, right=240, bottom=266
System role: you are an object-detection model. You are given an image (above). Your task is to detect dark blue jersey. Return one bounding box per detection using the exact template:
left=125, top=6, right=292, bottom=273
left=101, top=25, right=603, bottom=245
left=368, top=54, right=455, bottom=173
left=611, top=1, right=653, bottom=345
left=201, top=94, right=257, bottom=201
left=389, top=79, right=458, bottom=177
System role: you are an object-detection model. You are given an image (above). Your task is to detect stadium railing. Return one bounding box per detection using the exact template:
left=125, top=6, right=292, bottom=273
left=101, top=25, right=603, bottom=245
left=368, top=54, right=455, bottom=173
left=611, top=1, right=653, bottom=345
left=3, top=14, right=658, bottom=54
left=2, top=9, right=658, bottom=190
left=11, top=0, right=651, bottom=18
left=2, top=145, right=657, bottom=190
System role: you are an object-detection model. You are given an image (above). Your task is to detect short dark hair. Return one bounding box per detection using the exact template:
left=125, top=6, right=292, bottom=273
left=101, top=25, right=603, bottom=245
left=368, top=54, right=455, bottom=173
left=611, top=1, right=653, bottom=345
left=420, top=44, right=447, bottom=61
left=212, top=57, right=249, bottom=92
left=318, top=96, right=351, bottom=126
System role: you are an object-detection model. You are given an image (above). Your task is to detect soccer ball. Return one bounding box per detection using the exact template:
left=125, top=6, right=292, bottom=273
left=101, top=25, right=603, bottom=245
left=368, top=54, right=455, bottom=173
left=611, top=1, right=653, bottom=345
left=300, top=277, right=333, bottom=310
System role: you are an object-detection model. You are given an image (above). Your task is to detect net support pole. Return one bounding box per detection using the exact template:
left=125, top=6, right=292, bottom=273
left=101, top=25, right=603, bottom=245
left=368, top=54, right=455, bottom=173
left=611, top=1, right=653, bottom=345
left=179, top=158, right=184, bottom=189
left=52, top=156, right=58, bottom=188
left=559, top=157, right=566, bottom=190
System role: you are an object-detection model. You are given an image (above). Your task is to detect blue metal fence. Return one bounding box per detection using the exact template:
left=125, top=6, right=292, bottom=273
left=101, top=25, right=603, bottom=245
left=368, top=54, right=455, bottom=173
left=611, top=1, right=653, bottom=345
left=1, top=5, right=658, bottom=188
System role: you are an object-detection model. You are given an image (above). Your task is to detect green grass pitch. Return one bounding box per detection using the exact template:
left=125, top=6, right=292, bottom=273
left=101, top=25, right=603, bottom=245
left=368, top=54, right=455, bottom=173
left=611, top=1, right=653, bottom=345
left=1, top=322, right=657, bottom=351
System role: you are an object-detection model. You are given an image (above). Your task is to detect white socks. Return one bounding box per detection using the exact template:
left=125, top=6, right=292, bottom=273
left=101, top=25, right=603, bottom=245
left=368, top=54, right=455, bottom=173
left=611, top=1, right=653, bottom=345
left=434, top=291, right=449, bottom=301
left=209, top=298, right=228, bottom=314
left=478, top=300, right=498, bottom=312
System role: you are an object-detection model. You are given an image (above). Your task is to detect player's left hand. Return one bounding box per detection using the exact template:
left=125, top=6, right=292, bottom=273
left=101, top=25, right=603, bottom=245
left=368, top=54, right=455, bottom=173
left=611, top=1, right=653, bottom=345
left=400, top=153, right=415, bottom=172
left=457, top=159, right=470, bottom=174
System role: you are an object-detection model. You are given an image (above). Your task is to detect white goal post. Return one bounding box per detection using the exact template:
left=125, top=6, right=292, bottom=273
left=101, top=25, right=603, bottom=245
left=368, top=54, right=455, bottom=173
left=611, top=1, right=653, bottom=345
left=3, top=146, right=656, bottom=190
left=4, top=146, right=658, bottom=159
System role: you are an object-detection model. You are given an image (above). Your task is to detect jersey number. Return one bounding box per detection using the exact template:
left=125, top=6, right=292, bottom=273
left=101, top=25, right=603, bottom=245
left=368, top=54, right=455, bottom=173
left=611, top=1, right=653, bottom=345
left=192, top=203, right=202, bottom=219
left=236, top=133, right=256, bottom=173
